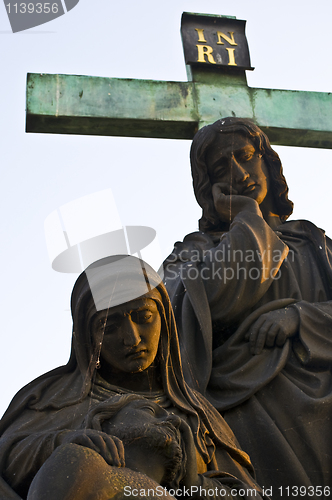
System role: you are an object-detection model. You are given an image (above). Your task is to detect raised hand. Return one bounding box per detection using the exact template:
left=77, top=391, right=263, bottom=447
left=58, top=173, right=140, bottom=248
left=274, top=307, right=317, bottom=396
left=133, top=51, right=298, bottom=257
left=212, top=183, right=262, bottom=223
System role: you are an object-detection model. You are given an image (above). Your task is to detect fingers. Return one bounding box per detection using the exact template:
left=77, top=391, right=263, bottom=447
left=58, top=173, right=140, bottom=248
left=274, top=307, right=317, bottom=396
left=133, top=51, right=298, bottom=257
left=248, top=316, right=282, bottom=355
left=249, top=319, right=287, bottom=354
left=62, top=430, right=125, bottom=467
left=95, top=434, right=123, bottom=467
left=104, top=435, right=125, bottom=467
left=212, top=182, right=238, bottom=197
left=212, top=183, right=260, bottom=222
left=247, top=308, right=299, bottom=355
left=248, top=316, right=267, bottom=354
left=265, top=324, right=280, bottom=348
left=275, top=330, right=288, bottom=347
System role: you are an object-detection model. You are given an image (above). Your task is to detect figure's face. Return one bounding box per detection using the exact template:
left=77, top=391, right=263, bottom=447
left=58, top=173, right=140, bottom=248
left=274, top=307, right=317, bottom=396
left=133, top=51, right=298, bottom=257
left=92, top=298, right=161, bottom=374
left=103, top=399, right=183, bottom=486
left=206, top=132, right=269, bottom=205
left=103, top=399, right=181, bottom=435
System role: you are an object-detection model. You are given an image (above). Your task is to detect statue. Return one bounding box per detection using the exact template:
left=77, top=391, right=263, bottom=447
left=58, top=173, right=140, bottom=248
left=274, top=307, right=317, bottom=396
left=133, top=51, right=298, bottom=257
left=0, top=255, right=266, bottom=499
left=27, top=394, right=183, bottom=500
left=163, top=117, right=332, bottom=493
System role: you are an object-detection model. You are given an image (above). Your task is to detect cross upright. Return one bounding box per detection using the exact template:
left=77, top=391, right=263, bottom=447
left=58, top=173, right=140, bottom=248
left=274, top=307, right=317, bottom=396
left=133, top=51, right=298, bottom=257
left=26, top=12, right=332, bottom=149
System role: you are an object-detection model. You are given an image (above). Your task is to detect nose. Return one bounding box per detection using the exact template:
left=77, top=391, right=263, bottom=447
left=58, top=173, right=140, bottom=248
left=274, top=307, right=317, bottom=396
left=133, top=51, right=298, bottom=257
left=231, top=156, right=249, bottom=183
left=165, top=413, right=182, bottom=429
left=122, top=317, right=141, bottom=347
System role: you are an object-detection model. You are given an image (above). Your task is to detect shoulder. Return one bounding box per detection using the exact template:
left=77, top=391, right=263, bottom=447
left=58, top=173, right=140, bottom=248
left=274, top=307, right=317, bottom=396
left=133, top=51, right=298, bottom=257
left=164, top=231, right=217, bottom=267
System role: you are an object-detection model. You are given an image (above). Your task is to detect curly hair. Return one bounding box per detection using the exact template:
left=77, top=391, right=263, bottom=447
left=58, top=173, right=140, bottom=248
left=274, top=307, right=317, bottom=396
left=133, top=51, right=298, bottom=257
left=190, top=117, right=294, bottom=232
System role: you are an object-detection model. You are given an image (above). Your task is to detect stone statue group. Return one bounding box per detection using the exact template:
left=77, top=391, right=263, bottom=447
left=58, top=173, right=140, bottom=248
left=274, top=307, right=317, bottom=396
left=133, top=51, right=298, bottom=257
left=1, top=118, right=331, bottom=500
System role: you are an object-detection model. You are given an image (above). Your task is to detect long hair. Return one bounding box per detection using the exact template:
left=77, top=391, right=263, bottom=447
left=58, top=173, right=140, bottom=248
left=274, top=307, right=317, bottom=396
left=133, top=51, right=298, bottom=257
left=190, top=117, right=294, bottom=232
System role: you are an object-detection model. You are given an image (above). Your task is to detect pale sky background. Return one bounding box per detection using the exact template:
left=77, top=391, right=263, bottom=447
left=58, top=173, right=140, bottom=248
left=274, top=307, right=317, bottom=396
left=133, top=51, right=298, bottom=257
left=0, top=0, right=332, bottom=418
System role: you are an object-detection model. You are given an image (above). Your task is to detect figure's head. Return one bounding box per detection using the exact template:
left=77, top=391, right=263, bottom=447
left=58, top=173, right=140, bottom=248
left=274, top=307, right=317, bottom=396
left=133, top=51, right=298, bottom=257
left=190, top=117, right=293, bottom=231
left=70, top=255, right=251, bottom=470
left=91, top=295, right=162, bottom=377
left=70, top=255, right=183, bottom=394
left=84, top=394, right=184, bottom=488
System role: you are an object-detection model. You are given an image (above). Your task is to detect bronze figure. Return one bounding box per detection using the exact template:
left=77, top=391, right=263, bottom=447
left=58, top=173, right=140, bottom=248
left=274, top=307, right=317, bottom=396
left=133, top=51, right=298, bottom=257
left=0, top=255, right=265, bottom=499
left=164, top=118, right=332, bottom=493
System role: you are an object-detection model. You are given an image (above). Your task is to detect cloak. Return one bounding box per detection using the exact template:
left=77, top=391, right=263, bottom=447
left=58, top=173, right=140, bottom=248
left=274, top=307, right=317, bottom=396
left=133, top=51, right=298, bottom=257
left=0, top=256, right=263, bottom=499
left=164, top=212, right=332, bottom=494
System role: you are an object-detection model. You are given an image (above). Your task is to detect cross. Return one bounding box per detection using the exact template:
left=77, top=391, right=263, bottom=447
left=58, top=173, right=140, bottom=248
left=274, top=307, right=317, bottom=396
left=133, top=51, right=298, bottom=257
left=26, top=12, right=332, bottom=149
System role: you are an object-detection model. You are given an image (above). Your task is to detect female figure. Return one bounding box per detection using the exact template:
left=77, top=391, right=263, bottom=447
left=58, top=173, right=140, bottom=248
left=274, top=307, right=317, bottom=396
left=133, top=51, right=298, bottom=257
left=0, top=255, right=263, bottom=499
left=164, top=118, right=332, bottom=492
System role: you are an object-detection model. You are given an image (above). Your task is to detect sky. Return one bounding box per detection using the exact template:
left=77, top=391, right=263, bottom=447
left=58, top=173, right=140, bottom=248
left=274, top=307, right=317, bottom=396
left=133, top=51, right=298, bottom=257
left=0, top=0, right=332, bottom=418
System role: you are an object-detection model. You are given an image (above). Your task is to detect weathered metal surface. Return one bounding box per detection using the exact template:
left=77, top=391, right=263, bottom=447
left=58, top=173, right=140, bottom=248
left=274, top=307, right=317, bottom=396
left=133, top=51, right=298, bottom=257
left=26, top=72, right=332, bottom=148
left=195, top=84, right=332, bottom=148
left=26, top=74, right=198, bottom=139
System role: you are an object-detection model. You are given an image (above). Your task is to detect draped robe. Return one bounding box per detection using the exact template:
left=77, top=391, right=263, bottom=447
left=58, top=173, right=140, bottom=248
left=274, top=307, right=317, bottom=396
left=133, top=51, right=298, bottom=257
left=164, top=212, right=332, bottom=493
left=0, top=256, right=265, bottom=499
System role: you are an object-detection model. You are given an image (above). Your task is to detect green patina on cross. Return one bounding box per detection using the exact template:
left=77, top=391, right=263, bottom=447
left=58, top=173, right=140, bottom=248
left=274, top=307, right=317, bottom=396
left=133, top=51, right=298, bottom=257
left=26, top=12, right=332, bottom=149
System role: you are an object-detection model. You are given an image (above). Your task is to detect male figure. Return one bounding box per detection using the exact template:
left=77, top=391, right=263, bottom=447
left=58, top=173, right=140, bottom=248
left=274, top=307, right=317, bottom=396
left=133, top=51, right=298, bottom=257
left=28, top=394, right=250, bottom=500
left=27, top=394, right=183, bottom=499
left=164, top=118, right=332, bottom=492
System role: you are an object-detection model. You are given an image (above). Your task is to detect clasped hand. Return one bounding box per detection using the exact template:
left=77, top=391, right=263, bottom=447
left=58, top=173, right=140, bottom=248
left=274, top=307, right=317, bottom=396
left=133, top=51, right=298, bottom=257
left=246, top=307, right=299, bottom=355
left=58, top=429, right=125, bottom=467
left=58, top=421, right=200, bottom=489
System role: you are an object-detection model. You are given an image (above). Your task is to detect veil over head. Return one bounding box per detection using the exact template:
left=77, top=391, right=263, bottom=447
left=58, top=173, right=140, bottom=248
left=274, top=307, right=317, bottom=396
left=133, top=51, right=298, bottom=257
left=0, top=255, right=252, bottom=477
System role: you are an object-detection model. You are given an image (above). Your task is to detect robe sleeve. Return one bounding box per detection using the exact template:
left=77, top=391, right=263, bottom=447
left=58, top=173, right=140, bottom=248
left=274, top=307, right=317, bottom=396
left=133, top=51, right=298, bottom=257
left=3, top=430, right=69, bottom=498
left=165, top=211, right=288, bottom=324
left=290, top=301, right=332, bottom=368
left=164, top=212, right=288, bottom=391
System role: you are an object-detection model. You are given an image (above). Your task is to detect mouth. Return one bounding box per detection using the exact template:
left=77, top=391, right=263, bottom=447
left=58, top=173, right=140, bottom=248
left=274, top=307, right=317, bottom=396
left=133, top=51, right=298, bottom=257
left=241, top=183, right=257, bottom=195
left=126, top=348, right=147, bottom=359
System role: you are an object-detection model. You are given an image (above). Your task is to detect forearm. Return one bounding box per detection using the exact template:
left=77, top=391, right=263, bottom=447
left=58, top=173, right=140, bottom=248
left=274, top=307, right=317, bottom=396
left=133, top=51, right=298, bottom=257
left=290, top=300, right=332, bottom=367
left=194, top=212, right=288, bottom=322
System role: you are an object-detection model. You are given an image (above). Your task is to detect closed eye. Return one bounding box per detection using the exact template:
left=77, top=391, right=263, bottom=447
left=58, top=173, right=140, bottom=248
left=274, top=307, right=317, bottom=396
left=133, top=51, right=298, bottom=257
left=140, top=406, right=155, bottom=414
left=237, top=152, right=254, bottom=162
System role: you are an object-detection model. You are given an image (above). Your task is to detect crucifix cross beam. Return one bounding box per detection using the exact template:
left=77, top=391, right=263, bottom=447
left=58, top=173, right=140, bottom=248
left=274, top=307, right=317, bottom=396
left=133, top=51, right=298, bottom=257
left=26, top=13, right=332, bottom=149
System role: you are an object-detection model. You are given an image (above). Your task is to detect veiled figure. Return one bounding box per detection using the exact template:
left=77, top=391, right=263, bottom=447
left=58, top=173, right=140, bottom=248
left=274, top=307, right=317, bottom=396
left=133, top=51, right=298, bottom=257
left=164, top=118, right=332, bottom=494
left=0, top=255, right=264, bottom=499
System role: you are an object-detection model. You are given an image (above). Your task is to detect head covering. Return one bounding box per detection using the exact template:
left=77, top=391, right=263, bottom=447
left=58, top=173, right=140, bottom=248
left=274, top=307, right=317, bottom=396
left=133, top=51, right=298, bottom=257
left=81, top=254, right=162, bottom=311
left=0, top=255, right=252, bottom=472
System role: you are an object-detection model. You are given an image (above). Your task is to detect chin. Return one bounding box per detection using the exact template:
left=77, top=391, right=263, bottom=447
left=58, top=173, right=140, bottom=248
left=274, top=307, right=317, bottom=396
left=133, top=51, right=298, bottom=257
left=253, top=190, right=267, bottom=205
left=131, top=360, right=153, bottom=373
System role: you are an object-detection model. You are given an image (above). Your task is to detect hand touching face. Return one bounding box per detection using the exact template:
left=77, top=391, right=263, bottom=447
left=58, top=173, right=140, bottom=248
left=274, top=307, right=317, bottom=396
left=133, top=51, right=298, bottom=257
left=206, top=133, right=270, bottom=206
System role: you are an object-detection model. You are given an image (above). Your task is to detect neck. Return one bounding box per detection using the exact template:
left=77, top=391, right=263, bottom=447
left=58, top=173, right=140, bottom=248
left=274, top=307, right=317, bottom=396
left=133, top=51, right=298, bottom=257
left=259, top=196, right=281, bottom=229
left=99, top=364, right=163, bottom=393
